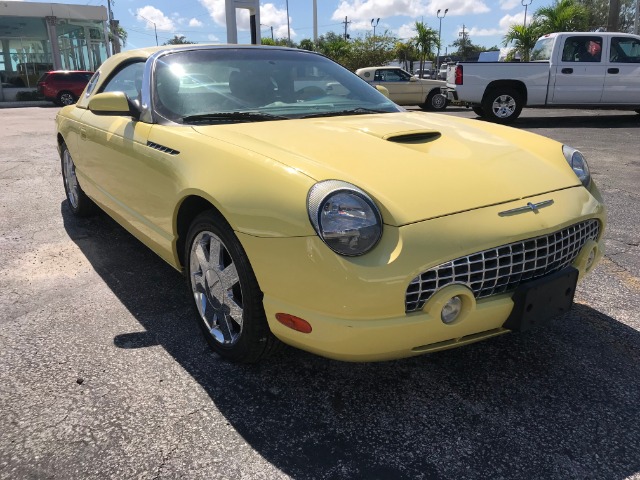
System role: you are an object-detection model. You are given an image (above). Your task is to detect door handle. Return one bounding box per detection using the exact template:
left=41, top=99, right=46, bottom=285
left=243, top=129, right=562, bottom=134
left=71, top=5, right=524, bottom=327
left=608, top=68, right=619, bottom=74
left=80, top=128, right=87, bottom=140
left=561, top=68, right=573, bottom=74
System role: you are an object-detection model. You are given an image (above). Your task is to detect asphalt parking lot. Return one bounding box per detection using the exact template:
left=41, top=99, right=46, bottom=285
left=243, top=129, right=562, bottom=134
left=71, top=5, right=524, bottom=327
left=1, top=105, right=639, bottom=480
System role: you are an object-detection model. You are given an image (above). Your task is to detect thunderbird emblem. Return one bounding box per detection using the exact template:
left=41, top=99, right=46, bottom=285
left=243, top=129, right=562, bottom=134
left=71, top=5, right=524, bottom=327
left=499, top=199, right=554, bottom=216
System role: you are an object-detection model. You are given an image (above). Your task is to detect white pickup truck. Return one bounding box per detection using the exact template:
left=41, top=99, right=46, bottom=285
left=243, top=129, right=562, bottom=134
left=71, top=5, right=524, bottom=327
left=445, top=32, right=640, bottom=122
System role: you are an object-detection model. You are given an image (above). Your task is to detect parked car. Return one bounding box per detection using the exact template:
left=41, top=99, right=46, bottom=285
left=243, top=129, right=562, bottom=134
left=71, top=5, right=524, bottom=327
left=413, top=68, right=432, bottom=78
left=56, top=44, right=605, bottom=363
left=355, top=66, right=447, bottom=110
left=445, top=32, right=640, bottom=123
left=37, top=70, right=94, bottom=106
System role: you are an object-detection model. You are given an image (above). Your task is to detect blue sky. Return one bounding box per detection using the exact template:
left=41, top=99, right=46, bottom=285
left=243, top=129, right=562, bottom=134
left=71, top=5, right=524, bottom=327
left=27, top=0, right=556, bottom=50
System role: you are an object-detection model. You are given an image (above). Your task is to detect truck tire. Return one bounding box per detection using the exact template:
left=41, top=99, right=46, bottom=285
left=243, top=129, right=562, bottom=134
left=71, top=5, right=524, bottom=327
left=472, top=106, right=485, bottom=117
left=482, top=88, right=523, bottom=124
left=421, top=90, right=448, bottom=111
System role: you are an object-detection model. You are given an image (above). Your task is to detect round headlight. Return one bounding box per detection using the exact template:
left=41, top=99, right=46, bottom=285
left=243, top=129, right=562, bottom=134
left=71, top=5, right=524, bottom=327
left=562, top=145, right=591, bottom=187
left=307, top=180, right=382, bottom=256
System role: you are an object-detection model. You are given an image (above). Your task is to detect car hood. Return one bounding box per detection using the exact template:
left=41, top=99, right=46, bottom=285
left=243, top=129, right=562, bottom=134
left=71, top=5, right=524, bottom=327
left=192, top=112, right=581, bottom=226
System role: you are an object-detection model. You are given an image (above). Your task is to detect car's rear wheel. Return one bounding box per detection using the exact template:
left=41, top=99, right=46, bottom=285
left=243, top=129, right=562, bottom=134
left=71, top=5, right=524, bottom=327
left=185, top=211, right=282, bottom=363
left=482, top=88, right=523, bottom=123
left=60, top=143, right=96, bottom=217
left=57, top=91, right=76, bottom=106
left=421, top=90, right=448, bottom=111
left=472, top=106, right=485, bottom=117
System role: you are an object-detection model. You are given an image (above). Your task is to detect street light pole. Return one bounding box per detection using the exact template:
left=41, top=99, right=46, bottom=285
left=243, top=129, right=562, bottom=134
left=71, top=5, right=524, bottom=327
left=261, top=24, right=274, bottom=41
left=137, top=14, right=158, bottom=46
left=285, top=0, right=291, bottom=47
left=371, top=18, right=380, bottom=43
left=522, top=0, right=533, bottom=27
left=436, top=9, right=448, bottom=75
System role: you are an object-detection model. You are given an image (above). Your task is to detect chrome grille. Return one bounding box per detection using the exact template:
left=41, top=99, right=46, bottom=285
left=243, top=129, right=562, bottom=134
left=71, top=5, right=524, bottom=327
left=405, top=219, right=600, bottom=313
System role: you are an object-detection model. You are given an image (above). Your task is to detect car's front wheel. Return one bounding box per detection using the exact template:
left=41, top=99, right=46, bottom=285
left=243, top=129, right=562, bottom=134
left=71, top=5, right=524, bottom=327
left=481, top=88, right=523, bottom=123
left=421, top=90, right=448, bottom=111
left=185, top=211, right=281, bottom=363
left=57, top=91, right=77, bottom=106
left=60, top=142, right=96, bottom=217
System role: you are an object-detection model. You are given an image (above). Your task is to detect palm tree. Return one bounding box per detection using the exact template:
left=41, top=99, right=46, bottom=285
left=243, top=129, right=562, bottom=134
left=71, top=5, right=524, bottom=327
left=413, top=22, right=438, bottom=74
left=534, top=0, right=589, bottom=34
left=395, top=41, right=418, bottom=71
left=503, top=23, right=541, bottom=61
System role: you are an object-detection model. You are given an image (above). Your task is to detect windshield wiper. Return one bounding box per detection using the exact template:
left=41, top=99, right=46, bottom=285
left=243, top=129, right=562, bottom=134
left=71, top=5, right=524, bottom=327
left=182, top=111, right=289, bottom=124
left=301, top=108, right=391, bottom=119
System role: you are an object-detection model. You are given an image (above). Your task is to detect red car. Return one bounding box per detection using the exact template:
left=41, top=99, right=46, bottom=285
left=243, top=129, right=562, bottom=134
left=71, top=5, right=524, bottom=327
left=37, top=70, right=94, bottom=106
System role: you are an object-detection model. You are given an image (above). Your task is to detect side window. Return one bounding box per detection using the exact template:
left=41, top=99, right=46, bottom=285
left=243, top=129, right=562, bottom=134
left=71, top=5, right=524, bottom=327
left=610, top=37, right=640, bottom=63
left=377, top=69, right=404, bottom=82
left=101, top=62, right=145, bottom=99
left=373, top=70, right=383, bottom=81
left=562, top=36, right=602, bottom=62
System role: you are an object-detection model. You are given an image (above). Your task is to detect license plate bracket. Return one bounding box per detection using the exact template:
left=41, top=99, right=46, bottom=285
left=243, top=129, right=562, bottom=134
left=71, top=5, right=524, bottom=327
left=503, top=267, right=579, bottom=332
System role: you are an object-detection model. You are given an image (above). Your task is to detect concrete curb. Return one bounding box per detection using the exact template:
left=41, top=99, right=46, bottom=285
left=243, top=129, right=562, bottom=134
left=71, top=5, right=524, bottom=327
left=0, top=101, right=55, bottom=108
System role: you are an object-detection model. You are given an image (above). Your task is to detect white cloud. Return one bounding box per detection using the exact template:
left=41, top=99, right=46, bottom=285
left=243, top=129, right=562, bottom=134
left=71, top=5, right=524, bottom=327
left=207, top=34, right=220, bottom=42
left=499, top=12, right=525, bottom=29
left=189, top=18, right=204, bottom=27
left=135, top=5, right=175, bottom=32
left=466, top=27, right=503, bottom=37
left=198, top=0, right=296, bottom=39
left=499, top=0, right=521, bottom=10
left=397, top=23, right=416, bottom=40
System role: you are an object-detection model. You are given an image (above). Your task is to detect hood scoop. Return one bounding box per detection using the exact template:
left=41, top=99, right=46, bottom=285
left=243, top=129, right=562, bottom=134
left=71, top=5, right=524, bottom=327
left=384, top=131, right=441, bottom=144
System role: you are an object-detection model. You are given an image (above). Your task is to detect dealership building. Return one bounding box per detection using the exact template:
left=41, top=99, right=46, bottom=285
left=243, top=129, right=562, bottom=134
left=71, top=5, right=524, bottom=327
left=0, top=1, right=111, bottom=98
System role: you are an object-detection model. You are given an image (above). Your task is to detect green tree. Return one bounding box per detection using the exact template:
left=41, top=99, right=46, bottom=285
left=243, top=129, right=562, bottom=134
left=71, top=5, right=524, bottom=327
left=298, top=38, right=315, bottom=51
left=503, top=23, right=542, bottom=61
left=533, top=0, right=589, bottom=34
left=395, top=40, right=419, bottom=71
left=261, top=37, right=293, bottom=47
left=575, top=0, right=636, bottom=31
left=413, top=22, right=438, bottom=73
left=450, top=36, right=484, bottom=60
left=163, top=35, right=196, bottom=45
left=316, top=32, right=352, bottom=65
left=340, top=32, right=398, bottom=71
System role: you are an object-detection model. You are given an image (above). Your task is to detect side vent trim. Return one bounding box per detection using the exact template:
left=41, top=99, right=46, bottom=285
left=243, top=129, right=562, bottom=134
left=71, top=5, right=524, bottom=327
left=386, top=132, right=441, bottom=144
left=147, top=141, right=180, bottom=155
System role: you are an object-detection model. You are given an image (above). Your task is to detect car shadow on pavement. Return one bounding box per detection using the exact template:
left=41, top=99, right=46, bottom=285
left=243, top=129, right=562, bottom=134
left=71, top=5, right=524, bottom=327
left=62, top=203, right=640, bottom=480
left=482, top=112, right=640, bottom=129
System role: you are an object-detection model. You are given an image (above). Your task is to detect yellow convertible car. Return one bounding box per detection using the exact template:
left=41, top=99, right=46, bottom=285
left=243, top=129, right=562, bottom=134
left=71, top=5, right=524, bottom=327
left=56, top=45, right=606, bottom=363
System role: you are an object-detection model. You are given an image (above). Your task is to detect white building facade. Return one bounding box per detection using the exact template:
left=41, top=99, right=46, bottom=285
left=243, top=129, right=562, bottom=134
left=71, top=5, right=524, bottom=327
left=0, top=1, right=110, bottom=89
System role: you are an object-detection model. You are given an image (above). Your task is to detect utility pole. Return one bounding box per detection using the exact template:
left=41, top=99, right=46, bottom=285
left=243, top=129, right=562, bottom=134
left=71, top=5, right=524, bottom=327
left=343, top=16, right=351, bottom=40
left=285, top=0, right=291, bottom=47
left=458, top=24, right=469, bottom=60
left=607, top=0, right=621, bottom=31
left=635, top=0, right=639, bottom=34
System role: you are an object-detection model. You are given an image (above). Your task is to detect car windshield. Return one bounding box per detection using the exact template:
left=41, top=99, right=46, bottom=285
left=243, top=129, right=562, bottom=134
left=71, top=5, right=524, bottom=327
left=531, top=37, right=554, bottom=61
left=153, top=48, right=401, bottom=124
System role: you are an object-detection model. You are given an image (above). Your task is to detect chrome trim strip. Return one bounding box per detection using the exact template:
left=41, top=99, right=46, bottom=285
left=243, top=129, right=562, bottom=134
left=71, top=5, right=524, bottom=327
left=498, top=199, right=554, bottom=217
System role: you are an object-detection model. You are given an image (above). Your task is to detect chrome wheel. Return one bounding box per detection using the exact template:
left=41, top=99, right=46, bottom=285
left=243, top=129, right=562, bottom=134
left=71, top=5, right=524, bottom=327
left=189, top=231, right=243, bottom=346
left=58, top=92, right=75, bottom=106
left=491, top=94, right=517, bottom=118
left=431, top=93, right=447, bottom=110
left=62, top=149, right=79, bottom=209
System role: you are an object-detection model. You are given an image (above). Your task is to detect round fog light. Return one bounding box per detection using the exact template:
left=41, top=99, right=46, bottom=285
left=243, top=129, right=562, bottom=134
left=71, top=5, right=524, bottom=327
left=441, top=296, right=463, bottom=324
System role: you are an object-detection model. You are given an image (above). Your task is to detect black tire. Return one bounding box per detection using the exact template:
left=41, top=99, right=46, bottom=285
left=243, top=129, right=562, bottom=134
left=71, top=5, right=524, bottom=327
left=57, top=91, right=76, bottom=106
left=60, top=142, right=97, bottom=217
left=481, top=87, right=523, bottom=124
left=421, top=90, right=448, bottom=111
left=184, top=210, right=282, bottom=363
left=472, top=106, right=485, bottom=117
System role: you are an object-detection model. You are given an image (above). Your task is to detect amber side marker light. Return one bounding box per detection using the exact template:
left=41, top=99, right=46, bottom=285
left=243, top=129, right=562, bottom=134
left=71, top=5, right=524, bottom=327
left=275, top=313, right=312, bottom=333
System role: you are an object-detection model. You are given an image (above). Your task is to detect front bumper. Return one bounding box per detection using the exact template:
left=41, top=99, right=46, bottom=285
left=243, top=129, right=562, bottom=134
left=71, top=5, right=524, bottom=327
left=238, top=186, right=605, bottom=362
